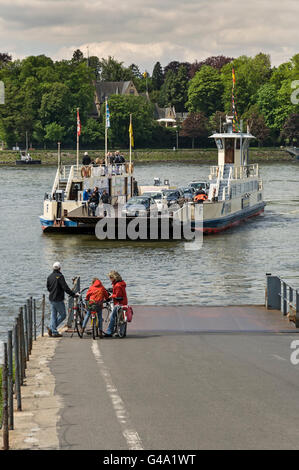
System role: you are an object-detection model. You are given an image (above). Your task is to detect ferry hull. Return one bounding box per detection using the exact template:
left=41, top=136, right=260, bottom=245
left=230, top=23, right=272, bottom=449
left=193, top=202, right=266, bottom=234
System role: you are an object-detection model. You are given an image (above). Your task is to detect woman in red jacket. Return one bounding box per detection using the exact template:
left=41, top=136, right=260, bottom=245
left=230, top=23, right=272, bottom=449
left=104, top=271, right=128, bottom=337
left=83, top=278, right=109, bottom=335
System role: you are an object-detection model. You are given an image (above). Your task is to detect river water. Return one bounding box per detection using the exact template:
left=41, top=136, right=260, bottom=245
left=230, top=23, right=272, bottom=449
left=1, top=161, right=299, bottom=352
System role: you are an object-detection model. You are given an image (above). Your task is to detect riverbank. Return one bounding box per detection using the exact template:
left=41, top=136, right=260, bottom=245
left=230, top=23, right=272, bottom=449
left=0, top=147, right=293, bottom=166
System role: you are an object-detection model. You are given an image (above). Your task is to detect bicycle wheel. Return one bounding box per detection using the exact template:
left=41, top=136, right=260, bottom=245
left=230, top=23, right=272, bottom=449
left=75, top=303, right=85, bottom=338
left=102, top=302, right=112, bottom=330
left=116, top=308, right=127, bottom=338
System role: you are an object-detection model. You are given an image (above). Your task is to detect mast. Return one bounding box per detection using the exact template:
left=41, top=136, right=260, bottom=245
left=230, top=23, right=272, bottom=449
left=129, top=113, right=133, bottom=174
left=105, top=98, right=110, bottom=166
left=76, top=108, right=81, bottom=170
left=231, top=68, right=239, bottom=133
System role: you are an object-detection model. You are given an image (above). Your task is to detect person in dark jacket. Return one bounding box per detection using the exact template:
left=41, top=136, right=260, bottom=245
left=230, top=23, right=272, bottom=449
left=46, top=262, right=77, bottom=337
left=88, top=187, right=100, bottom=216
left=82, top=152, right=91, bottom=165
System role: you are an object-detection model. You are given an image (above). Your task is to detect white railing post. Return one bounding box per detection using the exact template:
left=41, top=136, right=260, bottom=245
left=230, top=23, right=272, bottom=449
left=65, top=166, right=74, bottom=199
left=51, top=168, right=60, bottom=196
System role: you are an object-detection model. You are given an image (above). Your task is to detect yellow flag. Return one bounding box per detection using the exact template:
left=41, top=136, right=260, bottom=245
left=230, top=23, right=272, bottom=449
left=129, top=121, right=134, bottom=148
left=232, top=68, right=236, bottom=86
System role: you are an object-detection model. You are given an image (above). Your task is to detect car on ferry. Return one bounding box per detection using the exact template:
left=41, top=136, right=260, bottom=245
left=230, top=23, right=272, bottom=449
left=187, top=181, right=210, bottom=193
left=141, top=191, right=168, bottom=213
left=121, top=196, right=157, bottom=217
left=178, top=186, right=196, bottom=201
left=161, top=189, right=185, bottom=207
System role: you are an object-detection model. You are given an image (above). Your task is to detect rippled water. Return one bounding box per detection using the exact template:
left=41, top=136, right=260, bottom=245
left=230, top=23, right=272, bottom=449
left=1, top=161, right=299, bottom=352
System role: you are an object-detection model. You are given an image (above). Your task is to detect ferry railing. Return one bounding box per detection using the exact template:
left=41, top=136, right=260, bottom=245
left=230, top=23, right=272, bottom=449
left=60, top=163, right=131, bottom=180
left=65, top=165, right=74, bottom=199
left=210, top=164, right=259, bottom=181
left=265, top=274, right=299, bottom=327
left=51, top=167, right=60, bottom=196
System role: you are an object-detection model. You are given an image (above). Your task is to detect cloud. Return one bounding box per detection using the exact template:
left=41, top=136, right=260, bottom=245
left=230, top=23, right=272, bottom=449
left=0, top=0, right=298, bottom=68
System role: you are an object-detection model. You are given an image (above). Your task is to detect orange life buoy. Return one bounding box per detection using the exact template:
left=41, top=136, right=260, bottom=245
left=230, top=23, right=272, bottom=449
left=81, top=166, right=91, bottom=178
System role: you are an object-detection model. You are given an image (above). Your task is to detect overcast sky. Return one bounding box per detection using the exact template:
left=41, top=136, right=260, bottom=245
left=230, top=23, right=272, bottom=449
left=0, top=0, right=298, bottom=71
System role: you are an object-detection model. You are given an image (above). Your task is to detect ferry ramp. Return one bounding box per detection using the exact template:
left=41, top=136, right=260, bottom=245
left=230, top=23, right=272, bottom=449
left=129, top=304, right=297, bottom=333
left=10, top=304, right=299, bottom=451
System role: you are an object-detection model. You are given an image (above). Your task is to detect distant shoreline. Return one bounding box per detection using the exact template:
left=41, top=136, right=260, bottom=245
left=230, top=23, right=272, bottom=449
left=0, top=148, right=293, bottom=166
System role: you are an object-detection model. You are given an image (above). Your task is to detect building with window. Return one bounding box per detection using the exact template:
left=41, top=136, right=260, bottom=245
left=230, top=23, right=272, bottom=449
left=93, top=81, right=139, bottom=117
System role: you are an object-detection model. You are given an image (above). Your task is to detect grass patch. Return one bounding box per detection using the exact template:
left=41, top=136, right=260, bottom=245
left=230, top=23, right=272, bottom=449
left=0, top=147, right=292, bottom=166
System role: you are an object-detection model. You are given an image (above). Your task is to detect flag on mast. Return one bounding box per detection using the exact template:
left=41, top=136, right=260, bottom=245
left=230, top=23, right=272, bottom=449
left=106, top=101, right=110, bottom=128
left=232, top=68, right=236, bottom=87
left=129, top=116, right=134, bottom=148
left=77, top=109, right=81, bottom=136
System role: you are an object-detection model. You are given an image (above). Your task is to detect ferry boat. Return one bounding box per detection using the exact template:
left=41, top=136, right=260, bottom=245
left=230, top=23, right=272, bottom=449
left=40, top=161, right=135, bottom=233
left=191, top=115, right=266, bottom=233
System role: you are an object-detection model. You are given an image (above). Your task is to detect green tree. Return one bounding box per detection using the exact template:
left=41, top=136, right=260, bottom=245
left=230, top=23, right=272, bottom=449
left=39, top=82, right=72, bottom=126
left=209, top=111, right=226, bottom=133
left=221, top=53, right=272, bottom=115
left=44, top=122, right=66, bottom=144
left=81, top=118, right=105, bottom=146
left=72, top=49, right=84, bottom=63
left=180, top=112, right=209, bottom=148
left=256, top=83, right=278, bottom=129
left=152, top=61, right=164, bottom=90
left=187, top=65, right=224, bottom=115
left=100, top=56, right=130, bottom=81
left=243, top=105, right=271, bottom=146
left=88, top=56, right=101, bottom=80
left=281, top=113, right=299, bottom=145
left=106, top=95, right=154, bottom=147
left=159, top=65, right=188, bottom=112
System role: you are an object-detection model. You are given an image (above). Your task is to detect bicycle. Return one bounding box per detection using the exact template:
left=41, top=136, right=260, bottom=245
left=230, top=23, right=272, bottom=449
left=88, top=301, right=103, bottom=340
left=72, top=288, right=88, bottom=338
left=102, top=295, right=128, bottom=338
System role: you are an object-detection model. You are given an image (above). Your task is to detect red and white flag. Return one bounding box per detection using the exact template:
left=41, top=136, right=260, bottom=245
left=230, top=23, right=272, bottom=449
left=77, top=109, right=81, bottom=136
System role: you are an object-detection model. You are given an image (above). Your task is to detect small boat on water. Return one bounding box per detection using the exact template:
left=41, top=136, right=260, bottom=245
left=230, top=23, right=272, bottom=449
left=16, top=151, right=41, bottom=165
left=285, top=147, right=299, bottom=160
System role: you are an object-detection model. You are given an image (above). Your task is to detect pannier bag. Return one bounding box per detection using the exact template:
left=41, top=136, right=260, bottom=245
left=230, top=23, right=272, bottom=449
left=123, top=306, right=133, bottom=322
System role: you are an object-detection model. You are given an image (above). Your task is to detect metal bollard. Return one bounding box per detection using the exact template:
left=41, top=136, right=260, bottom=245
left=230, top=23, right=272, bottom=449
left=33, top=299, right=37, bottom=341
left=2, top=343, right=9, bottom=450
left=266, top=274, right=281, bottom=310
left=24, top=303, right=29, bottom=361
left=19, top=309, right=26, bottom=378
left=27, top=299, right=32, bottom=354
left=282, top=282, right=287, bottom=315
left=41, top=294, right=45, bottom=337
left=7, top=331, right=13, bottom=430
left=296, top=291, right=299, bottom=329
left=14, top=318, right=22, bottom=411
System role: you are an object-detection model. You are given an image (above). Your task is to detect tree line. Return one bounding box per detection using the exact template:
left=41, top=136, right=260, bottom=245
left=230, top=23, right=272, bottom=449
left=0, top=50, right=298, bottom=149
